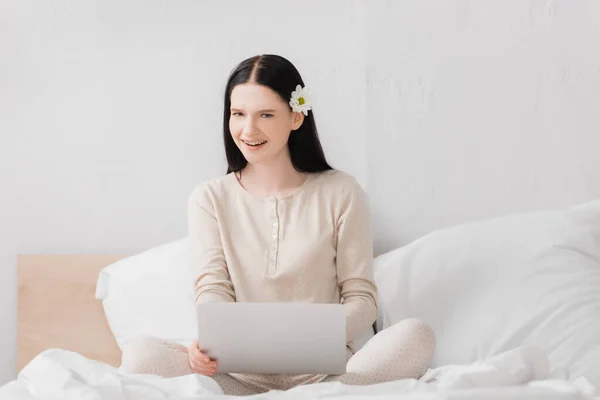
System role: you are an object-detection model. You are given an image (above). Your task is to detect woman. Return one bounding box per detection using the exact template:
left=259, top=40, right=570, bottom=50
left=121, top=54, right=435, bottom=396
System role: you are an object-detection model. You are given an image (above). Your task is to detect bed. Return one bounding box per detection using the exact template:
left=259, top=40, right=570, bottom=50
left=16, top=254, right=125, bottom=371
left=3, top=200, right=600, bottom=399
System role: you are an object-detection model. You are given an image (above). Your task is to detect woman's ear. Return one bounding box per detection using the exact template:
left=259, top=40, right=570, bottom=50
left=291, top=111, right=305, bottom=131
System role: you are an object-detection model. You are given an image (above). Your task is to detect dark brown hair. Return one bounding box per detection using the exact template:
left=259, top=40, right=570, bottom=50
left=223, top=54, right=333, bottom=174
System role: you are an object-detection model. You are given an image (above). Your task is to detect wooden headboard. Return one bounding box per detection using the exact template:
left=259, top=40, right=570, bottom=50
left=17, top=254, right=129, bottom=371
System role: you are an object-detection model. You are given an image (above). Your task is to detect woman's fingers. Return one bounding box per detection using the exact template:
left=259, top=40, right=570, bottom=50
left=191, top=357, right=217, bottom=369
left=189, top=361, right=210, bottom=375
left=190, top=342, right=212, bottom=363
left=187, top=342, right=218, bottom=376
left=189, top=359, right=217, bottom=376
left=192, top=351, right=215, bottom=367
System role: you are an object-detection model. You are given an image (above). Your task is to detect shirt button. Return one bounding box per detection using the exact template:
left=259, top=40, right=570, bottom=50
left=272, top=234, right=277, bottom=239
left=273, top=221, right=278, bottom=227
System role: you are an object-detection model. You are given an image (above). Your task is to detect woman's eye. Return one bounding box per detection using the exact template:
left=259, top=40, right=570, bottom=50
left=261, top=113, right=273, bottom=118
left=232, top=112, right=243, bottom=117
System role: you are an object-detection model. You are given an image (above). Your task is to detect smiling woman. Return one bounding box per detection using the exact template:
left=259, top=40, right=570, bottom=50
left=222, top=55, right=332, bottom=181
left=120, top=54, right=436, bottom=395
left=229, top=82, right=302, bottom=158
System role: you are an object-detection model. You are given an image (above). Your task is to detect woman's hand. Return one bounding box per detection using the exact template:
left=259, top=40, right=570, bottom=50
left=188, top=340, right=218, bottom=376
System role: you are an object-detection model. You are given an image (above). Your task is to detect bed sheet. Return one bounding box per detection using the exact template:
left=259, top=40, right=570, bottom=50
left=1, top=346, right=597, bottom=400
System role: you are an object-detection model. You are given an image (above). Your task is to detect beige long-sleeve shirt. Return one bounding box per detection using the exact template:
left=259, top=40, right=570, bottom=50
left=187, top=169, right=378, bottom=345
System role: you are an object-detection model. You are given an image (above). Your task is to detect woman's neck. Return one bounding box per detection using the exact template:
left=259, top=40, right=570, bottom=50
left=237, top=155, right=309, bottom=199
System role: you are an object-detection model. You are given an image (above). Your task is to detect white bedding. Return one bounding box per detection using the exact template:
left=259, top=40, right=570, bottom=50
left=1, top=346, right=598, bottom=400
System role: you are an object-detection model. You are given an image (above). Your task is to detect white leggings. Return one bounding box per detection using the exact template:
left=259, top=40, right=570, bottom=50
left=121, top=318, right=436, bottom=396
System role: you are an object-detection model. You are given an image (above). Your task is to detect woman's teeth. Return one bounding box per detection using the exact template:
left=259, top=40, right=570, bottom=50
left=243, top=140, right=267, bottom=146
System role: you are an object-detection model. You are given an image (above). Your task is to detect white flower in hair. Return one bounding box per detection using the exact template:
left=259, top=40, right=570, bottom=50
left=289, top=84, right=312, bottom=116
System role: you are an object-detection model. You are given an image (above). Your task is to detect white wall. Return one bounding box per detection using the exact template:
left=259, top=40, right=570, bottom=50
left=364, top=0, right=600, bottom=254
left=1, top=0, right=600, bottom=385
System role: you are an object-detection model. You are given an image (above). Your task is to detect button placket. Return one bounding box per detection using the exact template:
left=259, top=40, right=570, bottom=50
left=267, top=198, right=280, bottom=275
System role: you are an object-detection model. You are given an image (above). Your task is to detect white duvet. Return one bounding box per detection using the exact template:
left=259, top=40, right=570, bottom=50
left=1, top=346, right=598, bottom=400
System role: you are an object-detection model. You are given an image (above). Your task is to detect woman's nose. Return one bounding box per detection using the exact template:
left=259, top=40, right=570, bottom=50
left=242, top=117, right=258, bottom=135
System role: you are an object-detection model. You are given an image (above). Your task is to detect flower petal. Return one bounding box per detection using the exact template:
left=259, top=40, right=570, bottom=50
left=289, top=85, right=312, bottom=114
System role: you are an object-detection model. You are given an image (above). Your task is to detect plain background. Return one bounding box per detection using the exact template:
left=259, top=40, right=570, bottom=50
left=1, top=0, right=600, bottom=385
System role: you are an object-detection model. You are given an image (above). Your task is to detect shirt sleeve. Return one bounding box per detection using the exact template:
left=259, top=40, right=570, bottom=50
left=335, top=178, right=379, bottom=343
left=188, top=184, right=236, bottom=304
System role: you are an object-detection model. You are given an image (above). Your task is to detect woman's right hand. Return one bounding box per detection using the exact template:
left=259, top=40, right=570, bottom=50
left=188, top=340, right=218, bottom=376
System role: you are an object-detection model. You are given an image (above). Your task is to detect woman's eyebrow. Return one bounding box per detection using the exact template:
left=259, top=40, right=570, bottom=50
left=230, top=108, right=277, bottom=113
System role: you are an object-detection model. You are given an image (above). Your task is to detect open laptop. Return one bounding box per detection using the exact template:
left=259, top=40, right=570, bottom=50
left=196, top=302, right=347, bottom=375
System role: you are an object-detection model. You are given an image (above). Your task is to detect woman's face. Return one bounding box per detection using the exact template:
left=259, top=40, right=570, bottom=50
left=229, top=83, right=304, bottom=166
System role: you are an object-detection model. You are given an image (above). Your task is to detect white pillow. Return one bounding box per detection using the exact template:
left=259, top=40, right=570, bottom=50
left=97, top=237, right=375, bottom=352
left=96, top=237, right=197, bottom=349
left=373, top=199, right=600, bottom=386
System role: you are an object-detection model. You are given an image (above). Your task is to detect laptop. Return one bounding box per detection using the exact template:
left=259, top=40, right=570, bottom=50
left=196, top=302, right=347, bottom=375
